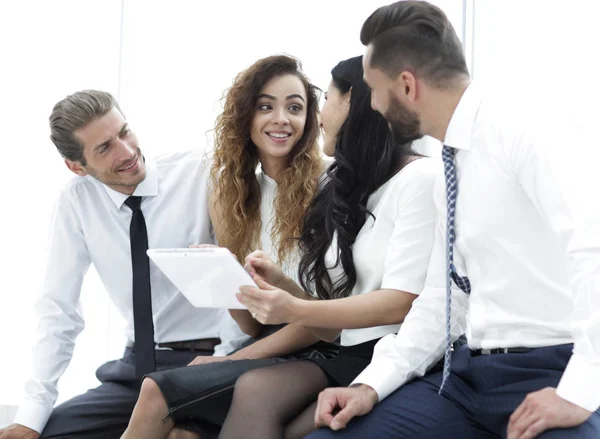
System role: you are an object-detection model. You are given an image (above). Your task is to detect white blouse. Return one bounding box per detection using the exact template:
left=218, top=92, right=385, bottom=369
left=257, top=170, right=301, bottom=285
left=325, top=158, right=439, bottom=346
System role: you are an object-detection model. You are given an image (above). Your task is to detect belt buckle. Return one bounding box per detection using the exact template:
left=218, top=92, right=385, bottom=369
left=480, top=348, right=492, bottom=355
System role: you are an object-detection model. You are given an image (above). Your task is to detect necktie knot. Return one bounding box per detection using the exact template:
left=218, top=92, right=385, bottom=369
left=125, top=196, right=143, bottom=212
left=442, top=145, right=456, bottom=161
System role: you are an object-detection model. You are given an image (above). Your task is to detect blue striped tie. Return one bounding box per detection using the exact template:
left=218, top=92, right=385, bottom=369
left=440, top=145, right=471, bottom=393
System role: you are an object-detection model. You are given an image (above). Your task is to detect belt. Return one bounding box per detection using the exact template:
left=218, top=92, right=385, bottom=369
left=126, top=338, right=221, bottom=352
left=472, top=347, right=533, bottom=356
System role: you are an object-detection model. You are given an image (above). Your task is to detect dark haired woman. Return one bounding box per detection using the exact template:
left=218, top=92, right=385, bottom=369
left=219, top=55, right=439, bottom=439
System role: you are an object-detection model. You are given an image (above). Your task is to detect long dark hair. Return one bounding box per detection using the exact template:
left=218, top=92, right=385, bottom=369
left=298, top=55, right=417, bottom=300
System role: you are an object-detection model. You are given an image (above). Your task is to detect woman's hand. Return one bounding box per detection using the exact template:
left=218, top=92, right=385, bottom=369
left=237, top=274, right=305, bottom=325
left=187, top=355, right=232, bottom=366
left=244, top=250, right=287, bottom=288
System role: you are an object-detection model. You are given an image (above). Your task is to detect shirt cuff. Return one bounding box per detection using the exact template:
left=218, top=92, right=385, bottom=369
left=12, top=399, right=53, bottom=434
left=556, top=352, right=600, bottom=412
left=351, top=357, right=406, bottom=402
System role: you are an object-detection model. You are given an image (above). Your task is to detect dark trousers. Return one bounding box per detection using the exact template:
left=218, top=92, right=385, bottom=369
left=307, top=344, right=600, bottom=439
left=40, top=347, right=207, bottom=439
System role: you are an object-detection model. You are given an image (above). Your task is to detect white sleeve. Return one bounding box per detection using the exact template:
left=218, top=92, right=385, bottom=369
left=353, top=200, right=469, bottom=401
left=513, top=119, right=600, bottom=412
left=380, top=162, right=437, bottom=294
left=13, top=187, right=91, bottom=433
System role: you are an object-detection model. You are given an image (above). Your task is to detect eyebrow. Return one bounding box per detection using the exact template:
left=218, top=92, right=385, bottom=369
left=93, top=123, right=129, bottom=152
left=94, top=139, right=110, bottom=152
left=257, top=93, right=306, bottom=103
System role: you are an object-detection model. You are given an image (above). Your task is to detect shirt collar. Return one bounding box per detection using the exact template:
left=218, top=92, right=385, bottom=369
left=443, top=81, right=483, bottom=151
left=103, top=160, right=159, bottom=210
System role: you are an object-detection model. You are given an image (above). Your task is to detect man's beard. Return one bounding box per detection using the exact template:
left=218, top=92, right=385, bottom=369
left=84, top=148, right=145, bottom=188
left=385, top=92, right=424, bottom=145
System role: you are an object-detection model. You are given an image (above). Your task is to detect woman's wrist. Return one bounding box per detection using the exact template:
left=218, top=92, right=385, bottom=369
left=278, top=274, right=295, bottom=291
left=281, top=273, right=292, bottom=285
left=228, top=350, right=246, bottom=361
left=228, top=344, right=256, bottom=360
left=290, top=296, right=312, bottom=325
left=279, top=275, right=311, bottom=300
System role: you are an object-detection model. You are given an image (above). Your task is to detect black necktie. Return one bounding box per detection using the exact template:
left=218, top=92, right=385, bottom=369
left=124, top=196, right=156, bottom=378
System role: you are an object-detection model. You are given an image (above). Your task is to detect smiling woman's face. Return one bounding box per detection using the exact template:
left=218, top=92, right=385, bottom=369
left=250, top=74, right=308, bottom=161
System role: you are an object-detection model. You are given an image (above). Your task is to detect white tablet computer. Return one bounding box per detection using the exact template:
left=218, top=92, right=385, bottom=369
left=146, top=247, right=256, bottom=309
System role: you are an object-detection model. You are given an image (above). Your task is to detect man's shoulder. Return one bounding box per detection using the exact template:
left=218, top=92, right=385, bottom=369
left=58, top=174, right=103, bottom=198
left=478, top=82, right=557, bottom=131
left=152, top=149, right=211, bottom=172
left=49, top=175, right=107, bottom=217
left=151, top=150, right=213, bottom=190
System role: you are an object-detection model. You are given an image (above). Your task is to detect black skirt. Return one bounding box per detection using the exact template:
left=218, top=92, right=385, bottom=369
left=309, top=338, right=380, bottom=387
left=147, top=325, right=338, bottom=436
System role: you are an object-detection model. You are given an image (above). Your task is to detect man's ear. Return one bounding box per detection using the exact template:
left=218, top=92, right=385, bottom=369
left=396, top=71, right=418, bottom=103
left=65, top=159, right=88, bottom=176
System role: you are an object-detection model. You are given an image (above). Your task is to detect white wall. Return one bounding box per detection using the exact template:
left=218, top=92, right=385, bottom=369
left=119, top=0, right=464, bottom=158
left=471, top=0, right=600, bottom=130
left=0, top=0, right=123, bottom=407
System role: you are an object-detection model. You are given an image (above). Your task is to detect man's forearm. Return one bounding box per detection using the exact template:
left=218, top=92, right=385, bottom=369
left=229, top=309, right=261, bottom=337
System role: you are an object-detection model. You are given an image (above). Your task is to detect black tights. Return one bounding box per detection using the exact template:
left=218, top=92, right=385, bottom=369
left=218, top=361, right=329, bottom=439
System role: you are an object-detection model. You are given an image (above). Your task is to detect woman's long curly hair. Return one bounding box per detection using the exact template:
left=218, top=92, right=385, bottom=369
left=210, top=55, right=322, bottom=263
left=298, top=55, right=419, bottom=300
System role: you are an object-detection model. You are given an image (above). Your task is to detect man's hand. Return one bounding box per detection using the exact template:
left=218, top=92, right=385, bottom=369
left=507, top=387, right=593, bottom=439
left=0, top=424, right=40, bottom=439
left=187, top=355, right=232, bottom=366
left=314, top=384, right=379, bottom=431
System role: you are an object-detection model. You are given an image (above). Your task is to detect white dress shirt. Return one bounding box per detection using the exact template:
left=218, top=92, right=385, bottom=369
left=353, top=82, right=600, bottom=412
left=325, top=158, right=438, bottom=346
left=14, top=149, right=247, bottom=433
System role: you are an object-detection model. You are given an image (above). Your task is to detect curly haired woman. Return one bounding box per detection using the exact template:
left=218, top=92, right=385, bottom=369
left=208, top=54, right=324, bottom=339
left=120, top=55, right=335, bottom=439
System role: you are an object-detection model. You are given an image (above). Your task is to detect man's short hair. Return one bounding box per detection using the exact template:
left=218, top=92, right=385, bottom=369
left=361, top=1, right=469, bottom=87
left=50, top=90, right=121, bottom=164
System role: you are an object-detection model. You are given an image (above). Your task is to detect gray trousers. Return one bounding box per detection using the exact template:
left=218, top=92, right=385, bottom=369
left=40, top=347, right=209, bottom=439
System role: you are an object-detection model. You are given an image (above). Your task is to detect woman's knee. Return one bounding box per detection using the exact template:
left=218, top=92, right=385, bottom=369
left=138, top=377, right=167, bottom=410
left=233, top=368, right=272, bottom=401
left=166, top=427, right=202, bottom=439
